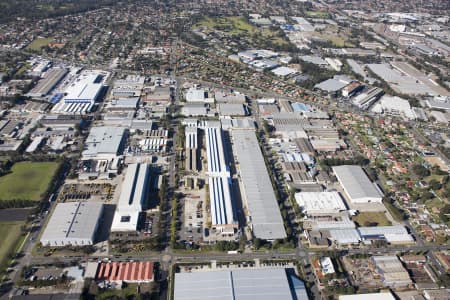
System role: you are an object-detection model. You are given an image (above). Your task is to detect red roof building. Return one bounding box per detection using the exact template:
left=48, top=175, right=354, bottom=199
left=96, top=261, right=154, bottom=283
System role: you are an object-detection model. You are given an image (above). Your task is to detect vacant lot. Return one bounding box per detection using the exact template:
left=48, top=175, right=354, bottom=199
left=26, top=37, right=54, bottom=51
left=353, top=211, right=392, bottom=227
left=0, top=221, right=24, bottom=273
left=0, top=161, right=59, bottom=201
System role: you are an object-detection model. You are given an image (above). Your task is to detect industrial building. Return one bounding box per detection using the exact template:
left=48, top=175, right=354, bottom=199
left=332, top=165, right=383, bottom=203
left=371, top=95, right=416, bottom=120
left=205, top=126, right=237, bottom=233
left=174, top=268, right=308, bottom=300
left=52, top=71, right=108, bottom=113
left=185, top=88, right=212, bottom=103
left=232, top=130, right=287, bottom=240
left=106, top=98, right=139, bottom=112
left=214, top=91, right=246, bottom=104
left=295, top=192, right=347, bottom=216
left=218, top=103, right=247, bottom=116
left=185, top=126, right=199, bottom=172
left=329, top=228, right=361, bottom=245
left=82, top=127, right=126, bottom=160
left=371, top=256, right=413, bottom=288
left=27, top=68, right=68, bottom=98
left=358, top=226, right=414, bottom=244
left=111, top=163, right=149, bottom=232
left=352, top=87, right=384, bottom=110
left=111, top=75, right=145, bottom=98
left=40, top=202, right=103, bottom=247
left=339, top=292, right=396, bottom=300
left=95, top=261, right=154, bottom=283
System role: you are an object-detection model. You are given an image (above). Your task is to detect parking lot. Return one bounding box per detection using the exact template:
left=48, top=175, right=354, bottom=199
left=58, top=183, right=116, bottom=203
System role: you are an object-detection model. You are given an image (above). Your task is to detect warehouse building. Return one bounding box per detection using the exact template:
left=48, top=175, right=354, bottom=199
left=205, top=126, right=237, bottom=233
left=339, top=292, right=396, bottom=300
left=82, top=127, right=126, bottom=161
left=214, top=91, right=246, bottom=104
left=40, top=202, right=103, bottom=247
left=27, top=68, right=68, bottom=98
left=232, top=130, right=286, bottom=240
left=52, top=71, right=108, bottom=113
left=295, top=191, right=347, bottom=216
left=185, top=126, right=199, bottom=172
left=371, top=256, right=413, bottom=288
left=111, top=75, right=145, bottom=98
left=329, top=228, right=361, bottom=245
left=332, top=165, right=383, bottom=203
left=174, top=268, right=308, bottom=300
left=358, top=226, right=414, bottom=244
left=111, top=163, right=149, bottom=232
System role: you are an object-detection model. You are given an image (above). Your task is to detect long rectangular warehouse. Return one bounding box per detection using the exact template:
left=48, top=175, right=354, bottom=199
left=111, top=163, right=149, bottom=231
left=174, top=268, right=308, bottom=300
left=332, top=165, right=383, bottom=203
left=27, top=68, right=68, bottom=98
left=41, top=201, right=103, bottom=247
left=232, top=130, right=286, bottom=240
left=205, top=127, right=236, bottom=231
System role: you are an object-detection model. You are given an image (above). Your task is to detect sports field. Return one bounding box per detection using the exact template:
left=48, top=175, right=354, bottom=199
left=0, top=161, right=59, bottom=201
left=26, top=37, right=54, bottom=51
left=0, top=221, right=25, bottom=273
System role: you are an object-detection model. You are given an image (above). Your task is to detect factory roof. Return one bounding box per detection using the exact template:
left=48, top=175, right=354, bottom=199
left=314, top=75, right=353, bottom=92
left=64, top=72, right=104, bottom=103
left=358, top=226, right=414, bottom=243
left=339, top=292, right=396, bottom=300
left=271, top=66, right=298, bottom=77
left=205, top=127, right=235, bottom=226
left=111, top=163, right=148, bottom=231
left=218, top=103, right=246, bottom=116
left=332, top=165, right=382, bottom=203
left=295, top=191, right=347, bottom=214
left=329, top=229, right=361, bottom=244
left=27, top=68, right=68, bottom=98
left=214, top=91, right=246, bottom=103
left=174, top=268, right=307, bottom=300
left=185, top=88, right=207, bottom=102
left=232, top=130, right=286, bottom=240
left=41, top=202, right=103, bottom=244
left=82, top=126, right=126, bottom=158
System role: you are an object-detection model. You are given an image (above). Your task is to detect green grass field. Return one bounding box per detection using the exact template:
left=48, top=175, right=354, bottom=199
left=0, top=161, right=59, bottom=201
left=353, top=212, right=392, bottom=227
left=26, top=37, right=54, bottom=51
left=0, top=221, right=25, bottom=273
left=194, top=16, right=291, bottom=48
left=305, top=10, right=331, bottom=18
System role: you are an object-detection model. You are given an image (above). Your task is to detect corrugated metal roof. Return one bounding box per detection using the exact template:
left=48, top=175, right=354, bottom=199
left=174, top=268, right=305, bottom=300
left=41, top=202, right=103, bottom=244
left=232, top=130, right=286, bottom=240
left=332, top=165, right=382, bottom=203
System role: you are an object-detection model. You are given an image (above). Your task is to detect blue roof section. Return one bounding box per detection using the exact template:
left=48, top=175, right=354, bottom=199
left=291, top=102, right=311, bottom=112
left=49, top=93, right=63, bottom=104
left=286, top=268, right=309, bottom=300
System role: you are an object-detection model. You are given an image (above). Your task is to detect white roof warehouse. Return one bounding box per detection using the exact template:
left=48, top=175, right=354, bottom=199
left=332, top=165, right=383, bottom=203
left=40, top=202, right=103, bottom=247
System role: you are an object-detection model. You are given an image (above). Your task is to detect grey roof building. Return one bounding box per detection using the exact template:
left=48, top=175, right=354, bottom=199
left=232, top=130, right=287, bottom=240
left=174, top=268, right=308, bottom=300
left=40, top=202, right=103, bottom=247
left=332, top=165, right=383, bottom=203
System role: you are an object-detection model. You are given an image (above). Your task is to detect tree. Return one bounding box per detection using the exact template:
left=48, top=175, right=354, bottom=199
left=412, top=164, right=430, bottom=177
